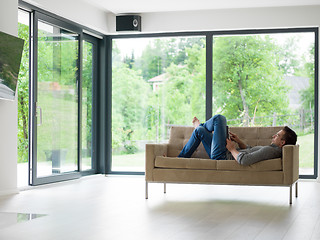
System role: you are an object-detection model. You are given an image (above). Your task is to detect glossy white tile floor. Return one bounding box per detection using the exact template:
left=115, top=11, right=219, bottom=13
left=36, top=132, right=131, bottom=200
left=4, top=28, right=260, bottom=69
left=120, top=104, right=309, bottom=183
left=0, top=175, right=319, bottom=240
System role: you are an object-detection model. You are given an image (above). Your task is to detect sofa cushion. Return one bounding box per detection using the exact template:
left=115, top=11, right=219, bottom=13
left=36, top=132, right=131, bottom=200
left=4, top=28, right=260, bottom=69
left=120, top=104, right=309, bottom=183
left=155, top=156, right=282, bottom=171
left=216, top=158, right=282, bottom=171
left=155, top=156, right=217, bottom=170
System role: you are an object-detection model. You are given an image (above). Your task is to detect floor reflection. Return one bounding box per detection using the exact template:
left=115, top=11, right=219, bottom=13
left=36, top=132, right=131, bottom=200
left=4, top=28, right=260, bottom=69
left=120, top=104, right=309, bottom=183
left=0, top=212, right=46, bottom=229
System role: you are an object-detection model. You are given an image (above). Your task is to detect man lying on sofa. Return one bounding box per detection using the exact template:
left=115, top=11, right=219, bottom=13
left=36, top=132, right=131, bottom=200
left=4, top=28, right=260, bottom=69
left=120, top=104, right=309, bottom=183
left=178, top=114, right=297, bottom=166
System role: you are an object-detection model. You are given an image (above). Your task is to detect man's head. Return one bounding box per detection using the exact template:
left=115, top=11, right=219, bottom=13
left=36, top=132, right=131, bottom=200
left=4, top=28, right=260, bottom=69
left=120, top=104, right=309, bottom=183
left=272, top=126, right=297, bottom=148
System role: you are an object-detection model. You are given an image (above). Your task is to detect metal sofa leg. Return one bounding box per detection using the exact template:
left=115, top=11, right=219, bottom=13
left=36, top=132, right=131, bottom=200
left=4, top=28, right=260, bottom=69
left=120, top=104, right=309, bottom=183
left=146, top=181, right=148, bottom=199
left=164, top=183, right=166, bottom=194
left=295, top=181, right=298, bottom=198
left=289, top=185, right=292, bottom=205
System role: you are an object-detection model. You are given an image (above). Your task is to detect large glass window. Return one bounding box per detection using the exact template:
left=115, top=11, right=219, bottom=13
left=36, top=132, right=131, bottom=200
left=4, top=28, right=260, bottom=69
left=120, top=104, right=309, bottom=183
left=212, top=32, right=316, bottom=176
left=112, top=37, right=206, bottom=172
left=111, top=29, right=317, bottom=177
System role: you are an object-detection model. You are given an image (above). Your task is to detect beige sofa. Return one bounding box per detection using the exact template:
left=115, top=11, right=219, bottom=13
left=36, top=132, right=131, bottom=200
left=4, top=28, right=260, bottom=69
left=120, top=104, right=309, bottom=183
left=145, top=126, right=299, bottom=204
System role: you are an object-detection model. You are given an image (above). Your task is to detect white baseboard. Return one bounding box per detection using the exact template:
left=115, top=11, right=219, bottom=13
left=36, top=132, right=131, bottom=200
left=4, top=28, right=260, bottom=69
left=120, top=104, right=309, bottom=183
left=0, top=188, right=19, bottom=196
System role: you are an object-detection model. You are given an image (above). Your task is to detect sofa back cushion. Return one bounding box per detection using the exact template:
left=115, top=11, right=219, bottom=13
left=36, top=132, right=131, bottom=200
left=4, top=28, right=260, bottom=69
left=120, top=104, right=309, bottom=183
left=167, top=125, right=284, bottom=158
left=230, top=126, right=284, bottom=147
left=168, top=126, right=209, bottom=158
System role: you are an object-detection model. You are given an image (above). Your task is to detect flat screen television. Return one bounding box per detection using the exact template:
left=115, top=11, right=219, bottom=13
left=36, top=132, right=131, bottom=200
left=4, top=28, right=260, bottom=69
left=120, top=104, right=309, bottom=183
left=0, top=31, right=24, bottom=101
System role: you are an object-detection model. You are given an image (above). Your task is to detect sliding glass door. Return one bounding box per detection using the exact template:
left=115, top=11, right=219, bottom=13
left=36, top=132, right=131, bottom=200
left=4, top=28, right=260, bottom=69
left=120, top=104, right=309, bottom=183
left=31, top=13, right=81, bottom=184
left=30, top=12, right=98, bottom=185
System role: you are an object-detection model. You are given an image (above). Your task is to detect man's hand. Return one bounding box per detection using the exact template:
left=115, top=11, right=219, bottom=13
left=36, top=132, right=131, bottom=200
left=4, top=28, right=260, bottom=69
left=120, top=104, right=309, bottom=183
left=229, top=132, right=247, bottom=149
left=226, top=138, right=240, bottom=162
left=226, top=138, right=237, bottom=151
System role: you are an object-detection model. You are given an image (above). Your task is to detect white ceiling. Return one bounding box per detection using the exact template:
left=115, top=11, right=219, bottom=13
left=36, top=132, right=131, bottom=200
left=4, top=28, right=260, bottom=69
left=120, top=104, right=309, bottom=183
left=82, top=0, right=320, bottom=14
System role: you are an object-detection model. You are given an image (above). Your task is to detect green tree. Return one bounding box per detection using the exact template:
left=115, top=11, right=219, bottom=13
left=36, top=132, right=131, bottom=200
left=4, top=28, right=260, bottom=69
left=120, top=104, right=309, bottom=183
left=299, top=44, right=314, bottom=110
left=82, top=41, right=93, bottom=152
left=123, top=51, right=135, bottom=69
left=135, top=40, right=164, bottom=80
left=37, top=30, right=78, bottom=85
left=161, top=43, right=206, bottom=125
left=135, top=38, right=205, bottom=81
left=276, top=36, right=300, bottom=75
left=213, top=36, right=289, bottom=126
left=112, top=64, right=150, bottom=153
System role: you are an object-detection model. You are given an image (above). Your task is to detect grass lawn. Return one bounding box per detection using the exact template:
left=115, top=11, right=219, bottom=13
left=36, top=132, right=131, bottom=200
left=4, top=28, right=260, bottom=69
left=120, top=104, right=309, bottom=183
left=37, top=87, right=78, bottom=164
left=112, top=152, right=145, bottom=171
left=297, top=133, right=314, bottom=168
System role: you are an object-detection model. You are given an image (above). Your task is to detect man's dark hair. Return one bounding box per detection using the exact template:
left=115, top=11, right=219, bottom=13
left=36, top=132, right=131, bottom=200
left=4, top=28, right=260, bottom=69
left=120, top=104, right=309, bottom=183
left=282, top=126, right=297, bottom=145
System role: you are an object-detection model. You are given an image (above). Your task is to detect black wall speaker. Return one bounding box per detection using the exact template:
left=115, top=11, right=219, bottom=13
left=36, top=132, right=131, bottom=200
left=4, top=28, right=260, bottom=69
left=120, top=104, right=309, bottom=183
left=116, top=15, right=141, bottom=32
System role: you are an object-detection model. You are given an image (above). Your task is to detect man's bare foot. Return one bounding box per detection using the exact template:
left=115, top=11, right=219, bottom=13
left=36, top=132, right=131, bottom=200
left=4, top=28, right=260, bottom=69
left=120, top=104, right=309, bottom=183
left=192, top=117, right=200, bottom=128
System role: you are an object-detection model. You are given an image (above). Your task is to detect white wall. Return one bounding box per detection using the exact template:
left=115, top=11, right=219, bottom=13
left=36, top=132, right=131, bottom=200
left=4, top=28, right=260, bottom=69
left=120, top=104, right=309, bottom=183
left=23, top=0, right=109, bottom=34
left=143, top=6, right=320, bottom=33
left=0, top=0, right=19, bottom=195
left=106, top=5, right=320, bottom=33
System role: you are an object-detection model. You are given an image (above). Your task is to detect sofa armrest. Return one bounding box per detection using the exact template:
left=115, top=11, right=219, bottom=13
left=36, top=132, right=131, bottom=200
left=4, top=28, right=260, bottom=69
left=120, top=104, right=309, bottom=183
left=145, top=143, right=168, bottom=181
left=282, top=144, right=299, bottom=185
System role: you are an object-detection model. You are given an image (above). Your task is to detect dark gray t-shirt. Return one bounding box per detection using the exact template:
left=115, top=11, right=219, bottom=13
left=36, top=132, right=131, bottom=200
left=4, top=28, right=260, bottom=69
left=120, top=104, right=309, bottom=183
left=226, top=144, right=282, bottom=166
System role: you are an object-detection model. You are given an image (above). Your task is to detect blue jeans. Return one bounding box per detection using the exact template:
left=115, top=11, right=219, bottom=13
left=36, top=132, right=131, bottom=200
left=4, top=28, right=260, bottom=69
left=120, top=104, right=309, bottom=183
left=178, top=114, right=227, bottom=160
